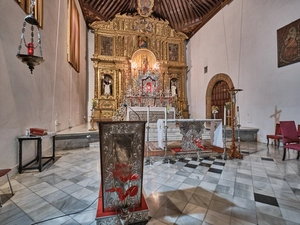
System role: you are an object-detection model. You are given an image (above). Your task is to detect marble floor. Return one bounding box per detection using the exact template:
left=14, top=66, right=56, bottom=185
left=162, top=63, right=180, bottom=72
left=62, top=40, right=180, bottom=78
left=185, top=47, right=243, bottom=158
left=1, top=140, right=300, bottom=225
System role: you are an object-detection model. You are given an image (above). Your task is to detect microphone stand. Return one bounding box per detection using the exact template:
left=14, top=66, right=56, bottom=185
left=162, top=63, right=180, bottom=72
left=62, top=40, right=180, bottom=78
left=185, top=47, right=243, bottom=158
left=124, top=104, right=141, bottom=121
left=162, top=121, right=169, bottom=164
left=144, top=122, right=153, bottom=165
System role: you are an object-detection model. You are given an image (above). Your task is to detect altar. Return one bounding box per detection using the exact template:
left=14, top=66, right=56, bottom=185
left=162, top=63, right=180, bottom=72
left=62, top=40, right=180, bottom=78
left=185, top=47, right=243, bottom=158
left=157, top=119, right=223, bottom=150
left=126, top=107, right=176, bottom=122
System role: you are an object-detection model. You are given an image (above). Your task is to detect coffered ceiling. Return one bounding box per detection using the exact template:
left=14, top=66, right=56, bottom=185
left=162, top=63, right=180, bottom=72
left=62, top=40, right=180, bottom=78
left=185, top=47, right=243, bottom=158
left=78, top=0, right=233, bottom=38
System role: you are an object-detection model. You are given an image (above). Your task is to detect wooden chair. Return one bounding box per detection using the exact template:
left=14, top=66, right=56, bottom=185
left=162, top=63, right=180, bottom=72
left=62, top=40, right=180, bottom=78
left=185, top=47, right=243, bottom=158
left=266, top=123, right=282, bottom=146
left=0, top=169, right=14, bottom=207
left=280, top=121, right=300, bottom=161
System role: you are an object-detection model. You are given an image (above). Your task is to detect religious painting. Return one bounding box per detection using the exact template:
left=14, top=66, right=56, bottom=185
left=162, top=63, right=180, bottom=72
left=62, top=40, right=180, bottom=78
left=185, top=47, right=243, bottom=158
left=16, top=0, right=44, bottom=28
left=100, top=36, right=114, bottom=56
left=138, top=36, right=148, bottom=49
left=102, top=74, right=113, bottom=96
left=98, top=121, right=146, bottom=212
left=137, top=0, right=154, bottom=18
left=67, top=0, right=80, bottom=72
left=277, top=18, right=300, bottom=67
left=169, top=43, right=179, bottom=61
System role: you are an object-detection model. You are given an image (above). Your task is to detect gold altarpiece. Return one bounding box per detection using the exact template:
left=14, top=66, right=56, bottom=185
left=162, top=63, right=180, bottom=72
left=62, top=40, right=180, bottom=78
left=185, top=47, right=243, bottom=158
left=90, top=14, right=189, bottom=120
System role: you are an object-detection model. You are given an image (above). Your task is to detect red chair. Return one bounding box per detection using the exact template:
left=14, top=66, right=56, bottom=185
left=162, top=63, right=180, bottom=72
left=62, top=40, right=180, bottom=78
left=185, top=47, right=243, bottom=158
left=280, top=121, right=300, bottom=161
left=298, top=124, right=300, bottom=138
left=0, top=169, right=14, bottom=207
left=266, top=123, right=282, bottom=146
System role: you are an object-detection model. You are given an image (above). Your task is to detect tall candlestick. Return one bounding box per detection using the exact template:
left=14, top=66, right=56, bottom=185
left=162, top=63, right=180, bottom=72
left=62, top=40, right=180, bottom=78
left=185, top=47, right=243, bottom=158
left=224, top=106, right=226, bottom=126
left=165, top=107, right=167, bottom=125
left=147, top=106, right=150, bottom=126
left=237, top=106, right=240, bottom=125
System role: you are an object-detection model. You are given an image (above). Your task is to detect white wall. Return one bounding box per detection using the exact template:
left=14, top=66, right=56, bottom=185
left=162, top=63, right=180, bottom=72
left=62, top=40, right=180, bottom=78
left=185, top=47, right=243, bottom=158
left=0, top=0, right=87, bottom=180
left=187, top=0, right=300, bottom=142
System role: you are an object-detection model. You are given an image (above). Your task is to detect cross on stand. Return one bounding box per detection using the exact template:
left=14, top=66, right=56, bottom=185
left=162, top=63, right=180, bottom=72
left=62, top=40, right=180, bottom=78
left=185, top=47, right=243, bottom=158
left=227, top=88, right=243, bottom=159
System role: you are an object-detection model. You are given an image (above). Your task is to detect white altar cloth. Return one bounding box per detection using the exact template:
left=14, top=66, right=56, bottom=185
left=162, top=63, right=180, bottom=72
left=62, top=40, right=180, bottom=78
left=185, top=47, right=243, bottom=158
left=126, top=107, right=175, bottom=121
left=157, top=119, right=223, bottom=149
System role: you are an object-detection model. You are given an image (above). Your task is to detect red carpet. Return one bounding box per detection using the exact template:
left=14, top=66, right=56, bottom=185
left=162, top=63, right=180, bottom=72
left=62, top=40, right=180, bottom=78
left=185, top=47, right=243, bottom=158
left=171, top=148, right=182, bottom=152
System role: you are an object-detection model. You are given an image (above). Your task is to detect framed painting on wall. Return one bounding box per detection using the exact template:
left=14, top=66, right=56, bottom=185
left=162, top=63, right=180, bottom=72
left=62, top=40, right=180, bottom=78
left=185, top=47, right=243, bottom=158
left=67, top=0, right=80, bottom=72
left=169, top=43, right=179, bottom=61
left=277, top=18, right=300, bottom=67
left=99, top=36, right=114, bottom=56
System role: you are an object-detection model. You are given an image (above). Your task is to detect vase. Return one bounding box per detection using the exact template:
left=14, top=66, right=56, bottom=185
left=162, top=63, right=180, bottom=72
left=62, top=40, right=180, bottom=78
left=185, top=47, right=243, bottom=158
left=117, top=205, right=133, bottom=225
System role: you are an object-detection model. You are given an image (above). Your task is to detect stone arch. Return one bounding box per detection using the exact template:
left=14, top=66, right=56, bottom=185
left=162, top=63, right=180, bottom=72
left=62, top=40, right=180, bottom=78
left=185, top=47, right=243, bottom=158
left=206, top=73, right=234, bottom=119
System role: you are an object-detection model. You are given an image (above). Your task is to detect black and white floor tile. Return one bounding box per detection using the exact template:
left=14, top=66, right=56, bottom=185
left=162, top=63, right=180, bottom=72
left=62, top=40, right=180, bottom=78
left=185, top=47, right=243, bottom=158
left=1, top=141, right=300, bottom=225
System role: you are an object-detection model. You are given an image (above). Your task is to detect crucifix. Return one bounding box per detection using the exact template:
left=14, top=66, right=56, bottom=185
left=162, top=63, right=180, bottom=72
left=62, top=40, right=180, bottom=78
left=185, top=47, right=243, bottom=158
left=227, top=88, right=243, bottom=159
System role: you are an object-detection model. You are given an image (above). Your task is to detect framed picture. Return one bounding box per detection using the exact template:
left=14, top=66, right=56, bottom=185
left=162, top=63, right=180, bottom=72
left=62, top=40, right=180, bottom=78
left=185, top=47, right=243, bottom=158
left=100, top=36, right=114, bottom=56
left=277, top=18, right=300, bottom=67
left=169, top=43, right=179, bottom=61
left=67, top=0, right=80, bottom=72
left=98, top=121, right=146, bottom=212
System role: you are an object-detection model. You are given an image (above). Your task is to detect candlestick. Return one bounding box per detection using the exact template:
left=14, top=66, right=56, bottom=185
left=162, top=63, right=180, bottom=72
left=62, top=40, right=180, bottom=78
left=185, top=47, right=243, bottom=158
left=237, top=106, right=240, bottom=125
left=147, top=106, right=150, bottom=126
left=224, top=106, right=226, bottom=126
left=164, top=107, right=167, bottom=125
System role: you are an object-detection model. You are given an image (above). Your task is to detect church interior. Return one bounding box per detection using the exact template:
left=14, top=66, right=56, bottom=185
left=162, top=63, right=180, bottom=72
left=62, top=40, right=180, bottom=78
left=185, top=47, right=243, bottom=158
left=1, top=0, right=300, bottom=224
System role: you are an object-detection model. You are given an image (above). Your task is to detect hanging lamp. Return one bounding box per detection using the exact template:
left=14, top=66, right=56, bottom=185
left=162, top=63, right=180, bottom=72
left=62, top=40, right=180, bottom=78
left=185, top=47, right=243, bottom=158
left=16, top=0, right=44, bottom=74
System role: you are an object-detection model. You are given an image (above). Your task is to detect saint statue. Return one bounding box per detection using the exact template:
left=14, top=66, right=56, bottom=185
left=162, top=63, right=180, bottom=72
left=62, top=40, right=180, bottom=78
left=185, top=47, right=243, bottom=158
left=103, top=76, right=112, bottom=95
left=171, top=81, right=177, bottom=96
left=142, top=57, right=149, bottom=74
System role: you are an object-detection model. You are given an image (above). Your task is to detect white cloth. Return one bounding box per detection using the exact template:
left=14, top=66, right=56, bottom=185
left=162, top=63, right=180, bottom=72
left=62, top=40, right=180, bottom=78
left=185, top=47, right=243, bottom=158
left=213, top=123, right=223, bottom=148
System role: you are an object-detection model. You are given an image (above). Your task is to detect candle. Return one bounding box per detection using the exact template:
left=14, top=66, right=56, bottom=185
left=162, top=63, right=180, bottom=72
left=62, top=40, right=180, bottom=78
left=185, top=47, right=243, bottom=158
left=237, top=106, right=240, bottom=125
left=224, top=106, right=226, bottom=126
left=147, top=106, right=150, bottom=126
left=27, top=43, right=34, bottom=55
left=165, top=107, right=167, bottom=125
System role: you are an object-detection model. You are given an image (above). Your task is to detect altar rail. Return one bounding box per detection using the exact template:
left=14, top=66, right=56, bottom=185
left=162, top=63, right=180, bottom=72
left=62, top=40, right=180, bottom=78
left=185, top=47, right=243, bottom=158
left=157, top=119, right=223, bottom=150
left=126, top=107, right=175, bottom=122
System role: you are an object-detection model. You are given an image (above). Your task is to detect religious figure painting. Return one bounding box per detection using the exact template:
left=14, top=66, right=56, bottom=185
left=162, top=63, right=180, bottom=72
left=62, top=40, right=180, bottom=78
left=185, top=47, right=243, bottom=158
left=277, top=18, right=300, bottom=67
left=100, top=36, right=113, bottom=56
left=67, top=0, right=80, bottom=72
left=169, top=43, right=179, bottom=61
left=137, top=0, right=154, bottom=17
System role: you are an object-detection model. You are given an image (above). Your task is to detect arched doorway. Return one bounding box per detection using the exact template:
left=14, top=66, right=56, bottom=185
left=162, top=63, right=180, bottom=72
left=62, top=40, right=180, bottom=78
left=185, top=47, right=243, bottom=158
left=206, top=74, right=234, bottom=124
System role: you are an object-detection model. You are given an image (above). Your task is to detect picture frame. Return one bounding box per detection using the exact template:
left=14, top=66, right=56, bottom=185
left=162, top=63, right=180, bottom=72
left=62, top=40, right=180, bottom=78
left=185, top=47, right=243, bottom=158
left=169, top=43, right=179, bottom=61
left=100, top=35, right=114, bottom=56
left=98, top=121, right=146, bottom=212
left=67, top=0, right=80, bottom=72
left=277, top=18, right=300, bottom=67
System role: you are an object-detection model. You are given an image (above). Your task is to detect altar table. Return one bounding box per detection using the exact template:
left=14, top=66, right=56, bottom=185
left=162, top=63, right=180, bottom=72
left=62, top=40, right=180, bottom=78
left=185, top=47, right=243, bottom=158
left=157, top=119, right=223, bottom=150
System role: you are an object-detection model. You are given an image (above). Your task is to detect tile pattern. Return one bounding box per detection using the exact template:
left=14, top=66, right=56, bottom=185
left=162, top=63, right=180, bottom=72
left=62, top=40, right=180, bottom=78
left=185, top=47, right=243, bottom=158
left=1, top=142, right=300, bottom=225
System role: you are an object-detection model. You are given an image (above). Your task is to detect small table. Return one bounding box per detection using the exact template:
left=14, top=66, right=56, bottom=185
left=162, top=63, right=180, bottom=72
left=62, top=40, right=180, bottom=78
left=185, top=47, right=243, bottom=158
left=18, top=132, right=56, bottom=173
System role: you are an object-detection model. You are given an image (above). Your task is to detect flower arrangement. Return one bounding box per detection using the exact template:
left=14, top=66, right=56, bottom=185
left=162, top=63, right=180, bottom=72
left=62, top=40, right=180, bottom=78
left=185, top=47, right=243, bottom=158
left=105, top=162, right=139, bottom=208
left=91, top=98, right=98, bottom=110
left=211, top=105, right=219, bottom=114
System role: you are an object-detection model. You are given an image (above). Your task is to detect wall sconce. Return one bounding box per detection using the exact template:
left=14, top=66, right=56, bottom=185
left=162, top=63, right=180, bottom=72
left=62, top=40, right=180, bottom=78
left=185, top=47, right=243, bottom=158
left=16, top=0, right=44, bottom=74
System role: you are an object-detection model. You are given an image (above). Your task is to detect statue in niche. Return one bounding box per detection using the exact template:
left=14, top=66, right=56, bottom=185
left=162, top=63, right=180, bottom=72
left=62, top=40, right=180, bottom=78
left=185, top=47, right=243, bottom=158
left=102, top=75, right=112, bottom=95
left=171, top=80, right=177, bottom=96
left=142, top=56, right=149, bottom=74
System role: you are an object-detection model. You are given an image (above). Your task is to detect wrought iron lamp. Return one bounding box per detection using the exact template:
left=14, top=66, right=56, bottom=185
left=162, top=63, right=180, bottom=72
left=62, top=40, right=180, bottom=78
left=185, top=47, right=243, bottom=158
left=16, top=0, right=44, bottom=74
